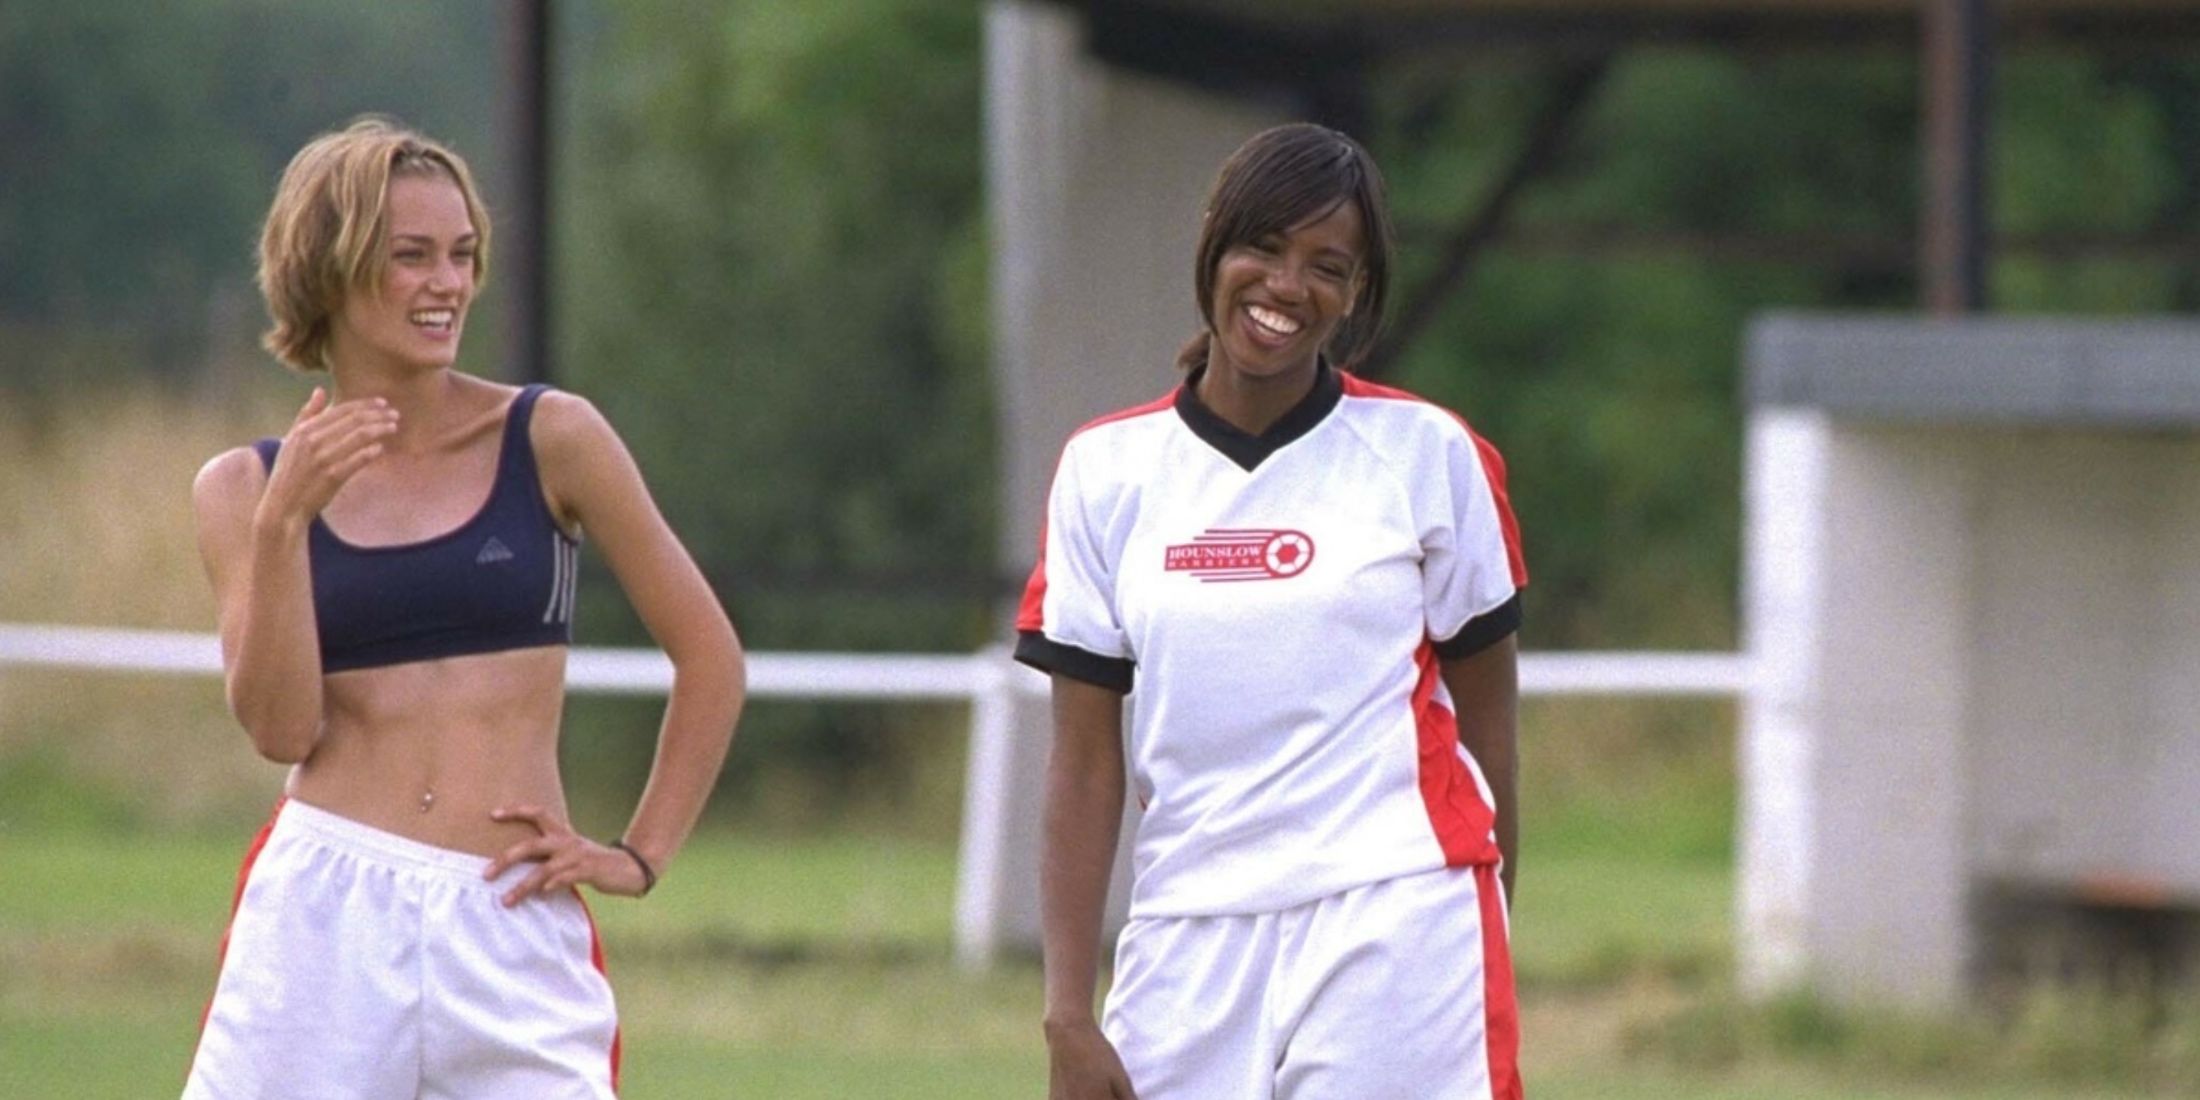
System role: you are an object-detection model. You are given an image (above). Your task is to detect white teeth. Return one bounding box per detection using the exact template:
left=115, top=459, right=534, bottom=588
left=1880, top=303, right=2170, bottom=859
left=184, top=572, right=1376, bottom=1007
left=409, top=309, right=455, bottom=328
left=1247, top=305, right=1300, bottom=336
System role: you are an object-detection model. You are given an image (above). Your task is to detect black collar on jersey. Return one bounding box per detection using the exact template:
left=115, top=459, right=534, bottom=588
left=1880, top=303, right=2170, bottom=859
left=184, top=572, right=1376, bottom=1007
left=1175, top=359, right=1344, bottom=472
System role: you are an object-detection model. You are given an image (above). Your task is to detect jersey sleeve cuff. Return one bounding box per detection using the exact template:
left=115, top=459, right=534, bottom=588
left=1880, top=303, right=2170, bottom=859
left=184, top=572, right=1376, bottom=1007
left=1433, top=593, right=1522, bottom=661
left=1014, top=631, right=1134, bottom=694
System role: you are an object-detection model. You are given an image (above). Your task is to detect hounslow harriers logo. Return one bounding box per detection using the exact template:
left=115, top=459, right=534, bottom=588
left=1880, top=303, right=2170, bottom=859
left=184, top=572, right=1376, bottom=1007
left=1165, top=528, right=1315, bottom=582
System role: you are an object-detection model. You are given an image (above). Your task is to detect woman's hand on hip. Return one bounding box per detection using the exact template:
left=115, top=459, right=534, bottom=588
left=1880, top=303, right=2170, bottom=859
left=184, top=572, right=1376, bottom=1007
left=484, top=804, right=652, bottom=906
left=1046, top=1018, right=1138, bottom=1100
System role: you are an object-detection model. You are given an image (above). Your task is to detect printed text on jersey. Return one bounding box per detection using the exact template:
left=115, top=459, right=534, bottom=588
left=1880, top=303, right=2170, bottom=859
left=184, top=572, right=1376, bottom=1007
left=1163, top=528, right=1316, bottom=582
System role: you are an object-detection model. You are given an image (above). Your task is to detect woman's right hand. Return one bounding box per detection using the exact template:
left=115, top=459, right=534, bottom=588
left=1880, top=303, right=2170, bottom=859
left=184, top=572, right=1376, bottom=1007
left=1046, top=1019, right=1137, bottom=1100
left=257, top=387, right=399, bottom=528
left=195, top=387, right=391, bottom=762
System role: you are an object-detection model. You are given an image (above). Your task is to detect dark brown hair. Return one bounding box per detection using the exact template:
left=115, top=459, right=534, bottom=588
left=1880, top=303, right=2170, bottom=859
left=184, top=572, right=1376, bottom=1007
left=1177, top=122, right=1396, bottom=372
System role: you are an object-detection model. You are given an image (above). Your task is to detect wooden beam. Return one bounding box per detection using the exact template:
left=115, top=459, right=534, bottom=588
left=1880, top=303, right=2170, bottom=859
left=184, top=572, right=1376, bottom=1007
left=1047, top=0, right=2200, bottom=54
left=1396, top=225, right=2200, bottom=266
left=1360, top=57, right=1611, bottom=379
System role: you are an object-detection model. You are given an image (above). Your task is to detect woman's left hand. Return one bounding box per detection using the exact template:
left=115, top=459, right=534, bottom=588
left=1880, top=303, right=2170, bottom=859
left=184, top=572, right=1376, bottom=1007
left=484, top=804, right=652, bottom=906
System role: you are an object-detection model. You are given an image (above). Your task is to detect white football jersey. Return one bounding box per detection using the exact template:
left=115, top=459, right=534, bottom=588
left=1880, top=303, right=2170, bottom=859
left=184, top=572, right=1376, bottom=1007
left=1017, top=365, right=1527, bottom=918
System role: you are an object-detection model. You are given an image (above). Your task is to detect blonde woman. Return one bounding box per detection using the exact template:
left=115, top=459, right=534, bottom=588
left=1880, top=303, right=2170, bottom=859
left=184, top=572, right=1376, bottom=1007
left=183, top=117, right=744, bottom=1098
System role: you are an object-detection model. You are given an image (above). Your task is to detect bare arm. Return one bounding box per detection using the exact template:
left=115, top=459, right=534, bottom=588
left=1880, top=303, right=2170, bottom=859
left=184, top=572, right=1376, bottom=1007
left=193, top=389, right=398, bottom=762
left=1443, top=633, right=1520, bottom=900
left=489, top=392, right=744, bottom=904
left=1042, top=674, right=1138, bottom=1099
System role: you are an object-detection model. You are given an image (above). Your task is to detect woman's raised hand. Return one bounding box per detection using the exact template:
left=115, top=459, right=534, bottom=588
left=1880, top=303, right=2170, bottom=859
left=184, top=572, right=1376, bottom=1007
left=257, top=387, right=400, bottom=527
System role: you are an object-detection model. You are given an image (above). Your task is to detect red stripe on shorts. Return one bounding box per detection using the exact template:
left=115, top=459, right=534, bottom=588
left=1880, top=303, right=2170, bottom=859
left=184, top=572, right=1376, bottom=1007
left=190, top=797, right=286, bottom=1074
left=1476, top=863, right=1523, bottom=1100
left=575, top=892, right=622, bottom=1093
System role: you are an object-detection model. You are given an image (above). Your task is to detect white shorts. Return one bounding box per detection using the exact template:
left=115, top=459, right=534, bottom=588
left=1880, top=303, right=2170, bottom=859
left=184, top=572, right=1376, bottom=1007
left=1103, top=864, right=1521, bottom=1100
left=183, top=799, right=621, bottom=1100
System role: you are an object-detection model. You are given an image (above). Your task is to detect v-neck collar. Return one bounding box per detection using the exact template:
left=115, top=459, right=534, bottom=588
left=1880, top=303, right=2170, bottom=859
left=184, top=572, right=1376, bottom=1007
left=1174, top=361, right=1344, bottom=472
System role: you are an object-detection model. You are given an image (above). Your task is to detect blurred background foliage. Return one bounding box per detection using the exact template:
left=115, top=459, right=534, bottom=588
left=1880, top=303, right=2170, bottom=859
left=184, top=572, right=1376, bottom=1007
left=10, top=6, right=2200, bottom=1094
left=0, top=1, right=499, bottom=389
left=4, top=0, right=2200, bottom=831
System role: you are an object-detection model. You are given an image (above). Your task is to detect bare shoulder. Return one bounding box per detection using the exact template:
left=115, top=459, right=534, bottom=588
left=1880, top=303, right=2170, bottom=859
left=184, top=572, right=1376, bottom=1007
left=530, top=389, right=628, bottom=463
left=529, top=391, right=647, bottom=532
left=191, top=446, right=270, bottom=571
left=193, top=445, right=268, bottom=515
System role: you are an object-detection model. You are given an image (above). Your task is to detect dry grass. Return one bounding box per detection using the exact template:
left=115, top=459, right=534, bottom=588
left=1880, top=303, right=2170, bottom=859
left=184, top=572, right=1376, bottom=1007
left=0, top=376, right=299, bottom=826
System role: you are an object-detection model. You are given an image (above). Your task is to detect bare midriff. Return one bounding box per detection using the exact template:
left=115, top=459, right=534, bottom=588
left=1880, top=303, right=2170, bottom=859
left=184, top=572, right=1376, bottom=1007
left=288, top=644, right=571, bottom=857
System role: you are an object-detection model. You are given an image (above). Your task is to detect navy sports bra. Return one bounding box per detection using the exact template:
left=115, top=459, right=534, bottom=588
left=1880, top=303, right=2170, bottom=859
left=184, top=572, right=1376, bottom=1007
left=252, top=384, right=580, bottom=674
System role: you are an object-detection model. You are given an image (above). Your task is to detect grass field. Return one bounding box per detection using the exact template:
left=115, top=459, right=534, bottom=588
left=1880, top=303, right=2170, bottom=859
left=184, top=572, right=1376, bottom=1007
left=6, top=378, right=2194, bottom=1097
left=4, top=821, right=2190, bottom=1098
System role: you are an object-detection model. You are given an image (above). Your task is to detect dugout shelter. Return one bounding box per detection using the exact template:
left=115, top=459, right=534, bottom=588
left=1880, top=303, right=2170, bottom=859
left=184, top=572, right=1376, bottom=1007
left=1743, top=314, right=2200, bottom=1009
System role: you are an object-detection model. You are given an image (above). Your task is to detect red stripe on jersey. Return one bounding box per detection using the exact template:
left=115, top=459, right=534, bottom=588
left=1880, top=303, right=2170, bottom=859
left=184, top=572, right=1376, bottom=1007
left=1078, top=389, right=1179, bottom=434
left=1015, top=514, right=1050, bottom=633
left=1016, top=389, right=1180, bottom=634
left=1475, top=863, right=1524, bottom=1100
left=1338, top=372, right=1528, bottom=587
left=575, top=892, right=622, bottom=1092
left=1471, top=432, right=1528, bottom=589
left=1336, top=371, right=1424, bottom=404
left=1412, top=644, right=1496, bottom=866
left=192, top=797, right=286, bottom=1062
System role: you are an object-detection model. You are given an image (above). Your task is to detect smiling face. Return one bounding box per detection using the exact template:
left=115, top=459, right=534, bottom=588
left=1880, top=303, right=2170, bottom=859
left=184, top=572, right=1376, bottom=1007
left=1205, top=197, right=1367, bottom=386
left=329, top=172, right=478, bottom=374
left=1184, top=124, right=1396, bottom=385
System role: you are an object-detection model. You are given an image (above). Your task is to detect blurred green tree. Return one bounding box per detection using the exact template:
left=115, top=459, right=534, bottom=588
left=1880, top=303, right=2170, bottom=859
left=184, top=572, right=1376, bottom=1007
left=8, top=3, right=2199, bottom=824
left=0, top=0, right=496, bottom=387
left=551, top=0, right=992, bottom=826
left=556, top=0, right=992, bottom=652
left=1372, top=49, right=2197, bottom=650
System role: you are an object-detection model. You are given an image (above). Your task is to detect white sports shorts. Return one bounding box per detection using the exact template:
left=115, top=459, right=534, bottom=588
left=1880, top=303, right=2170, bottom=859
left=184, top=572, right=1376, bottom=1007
left=1103, top=864, right=1522, bottom=1100
left=183, top=799, right=621, bottom=1100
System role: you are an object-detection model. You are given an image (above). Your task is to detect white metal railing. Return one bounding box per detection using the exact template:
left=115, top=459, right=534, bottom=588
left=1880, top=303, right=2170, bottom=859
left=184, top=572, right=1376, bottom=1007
left=0, top=623, right=1748, bottom=699
left=0, top=623, right=1024, bottom=699
left=1, top=622, right=1750, bottom=965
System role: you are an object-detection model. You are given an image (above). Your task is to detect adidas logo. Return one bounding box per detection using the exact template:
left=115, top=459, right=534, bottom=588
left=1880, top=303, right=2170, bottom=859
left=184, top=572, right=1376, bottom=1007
left=475, top=537, right=515, bottom=565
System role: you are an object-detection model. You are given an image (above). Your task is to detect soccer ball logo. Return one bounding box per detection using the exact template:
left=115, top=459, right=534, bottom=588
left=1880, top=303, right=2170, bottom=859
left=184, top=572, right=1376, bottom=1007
left=1262, top=531, right=1315, bottom=578
left=1164, top=527, right=1317, bottom=582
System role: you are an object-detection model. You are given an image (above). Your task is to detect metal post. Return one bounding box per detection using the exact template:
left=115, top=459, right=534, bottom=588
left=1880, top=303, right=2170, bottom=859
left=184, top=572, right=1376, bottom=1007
left=954, top=644, right=1023, bottom=968
left=1920, top=0, right=1992, bottom=315
left=502, top=0, right=553, bottom=384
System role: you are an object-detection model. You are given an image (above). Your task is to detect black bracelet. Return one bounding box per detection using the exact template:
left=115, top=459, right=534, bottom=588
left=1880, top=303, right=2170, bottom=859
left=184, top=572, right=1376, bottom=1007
left=609, top=839, right=657, bottom=897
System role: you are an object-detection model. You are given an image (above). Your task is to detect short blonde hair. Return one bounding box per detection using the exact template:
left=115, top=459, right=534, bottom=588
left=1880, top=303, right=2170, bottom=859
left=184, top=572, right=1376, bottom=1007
left=256, top=117, right=492, bottom=372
